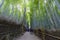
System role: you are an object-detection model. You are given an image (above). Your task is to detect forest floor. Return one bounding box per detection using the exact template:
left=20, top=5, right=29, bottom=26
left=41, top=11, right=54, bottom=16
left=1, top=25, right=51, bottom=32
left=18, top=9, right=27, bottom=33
left=13, top=32, right=42, bottom=40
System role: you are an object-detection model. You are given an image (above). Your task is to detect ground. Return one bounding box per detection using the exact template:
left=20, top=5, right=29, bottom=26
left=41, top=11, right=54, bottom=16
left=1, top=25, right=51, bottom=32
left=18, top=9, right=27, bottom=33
left=13, top=32, right=42, bottom=40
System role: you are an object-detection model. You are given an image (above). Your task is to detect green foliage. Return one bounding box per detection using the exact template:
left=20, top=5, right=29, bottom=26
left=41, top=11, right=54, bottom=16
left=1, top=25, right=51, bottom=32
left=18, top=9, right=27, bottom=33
left=0, top=0, right=60, bottom=30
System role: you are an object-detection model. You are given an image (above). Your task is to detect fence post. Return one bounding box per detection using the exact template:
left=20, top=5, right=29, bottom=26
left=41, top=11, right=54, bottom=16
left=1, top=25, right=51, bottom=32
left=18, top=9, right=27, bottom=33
left=41, top=27, right=45, bottom=40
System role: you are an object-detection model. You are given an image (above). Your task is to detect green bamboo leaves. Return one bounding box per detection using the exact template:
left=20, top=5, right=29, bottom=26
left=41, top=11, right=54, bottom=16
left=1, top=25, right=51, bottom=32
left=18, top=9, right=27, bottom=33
left=29, top=0, right=60, bottom=30
left=0, top=0, right=60, bottom=30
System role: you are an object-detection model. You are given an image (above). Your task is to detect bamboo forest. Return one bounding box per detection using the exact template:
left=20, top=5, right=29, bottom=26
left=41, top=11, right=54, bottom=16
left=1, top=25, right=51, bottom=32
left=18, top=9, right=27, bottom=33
left=0, top=0, right=60, bottom=40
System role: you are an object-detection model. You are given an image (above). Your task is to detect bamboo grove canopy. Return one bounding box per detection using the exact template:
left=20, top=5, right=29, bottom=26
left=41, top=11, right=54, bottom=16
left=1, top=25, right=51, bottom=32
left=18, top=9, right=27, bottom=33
left=0, top=0, right=60, bottom=31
